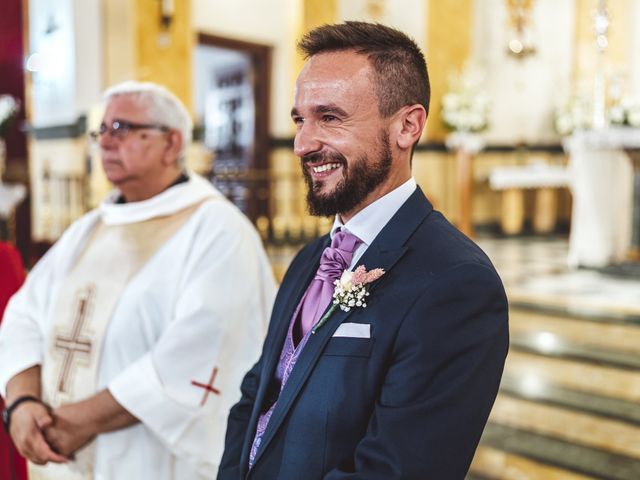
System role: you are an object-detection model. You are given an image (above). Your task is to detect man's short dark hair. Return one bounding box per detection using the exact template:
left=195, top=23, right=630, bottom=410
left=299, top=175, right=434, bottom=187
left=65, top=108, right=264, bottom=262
left=298, top=21, right=430, bottom=118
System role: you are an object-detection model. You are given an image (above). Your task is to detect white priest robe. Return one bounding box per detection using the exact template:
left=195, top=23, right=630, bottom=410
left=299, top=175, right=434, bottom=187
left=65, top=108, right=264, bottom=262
left=0, top=173, right=277, bottom=479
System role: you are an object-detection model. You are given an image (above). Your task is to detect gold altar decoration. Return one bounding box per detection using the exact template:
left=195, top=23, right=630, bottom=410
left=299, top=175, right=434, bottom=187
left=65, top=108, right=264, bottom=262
left=505, top=0, right=536, bottom=59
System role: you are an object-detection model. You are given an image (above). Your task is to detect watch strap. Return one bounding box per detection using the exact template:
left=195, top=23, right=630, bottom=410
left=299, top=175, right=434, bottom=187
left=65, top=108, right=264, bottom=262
left=2, top=395, right=43, bottom=433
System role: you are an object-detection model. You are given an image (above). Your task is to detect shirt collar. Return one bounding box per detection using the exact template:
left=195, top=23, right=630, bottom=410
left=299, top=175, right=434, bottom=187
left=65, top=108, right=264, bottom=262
left=100, top=171, right=220, bottom=225
left=330, top=177, right=417, bottom=246
left=115, top=172, right=190, bottom=204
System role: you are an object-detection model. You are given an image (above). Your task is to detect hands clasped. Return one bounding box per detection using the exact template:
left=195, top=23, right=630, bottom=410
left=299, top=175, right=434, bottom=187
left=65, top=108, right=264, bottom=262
left=9, top=401, right=95, bottom=465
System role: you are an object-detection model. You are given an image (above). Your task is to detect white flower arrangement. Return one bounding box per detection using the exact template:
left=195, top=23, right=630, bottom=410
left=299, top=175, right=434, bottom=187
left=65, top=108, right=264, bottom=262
left=554, top=94, right=640, bottom=136
left=0, top=95, right=19, bottom=137
left=554, top=95, right=592, bottom=136
left=441, top=66, right=490, bottom=133
left=609, top=97, right=640, bottom=128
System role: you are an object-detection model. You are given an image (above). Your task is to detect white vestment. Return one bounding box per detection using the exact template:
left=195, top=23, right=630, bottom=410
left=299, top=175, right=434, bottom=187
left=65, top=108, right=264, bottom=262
left=0, top=173, right=277, bottom=479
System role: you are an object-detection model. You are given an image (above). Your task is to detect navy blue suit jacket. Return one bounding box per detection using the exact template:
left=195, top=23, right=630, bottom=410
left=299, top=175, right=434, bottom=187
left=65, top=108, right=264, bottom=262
left=219, top=188, right=509, bottom=479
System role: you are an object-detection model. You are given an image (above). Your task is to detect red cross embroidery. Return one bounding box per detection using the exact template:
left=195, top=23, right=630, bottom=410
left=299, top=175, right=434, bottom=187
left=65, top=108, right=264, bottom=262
left=191, top=366, right=221, bottom=406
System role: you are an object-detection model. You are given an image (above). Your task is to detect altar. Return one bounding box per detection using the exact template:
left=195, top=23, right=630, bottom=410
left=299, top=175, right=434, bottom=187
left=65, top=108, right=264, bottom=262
left=563, top=128, right=640, bottom=268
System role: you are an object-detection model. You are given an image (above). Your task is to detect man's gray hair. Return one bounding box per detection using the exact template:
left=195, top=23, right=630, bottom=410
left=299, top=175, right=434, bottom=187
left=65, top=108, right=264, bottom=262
left=103, top=81, right=192, bottom=163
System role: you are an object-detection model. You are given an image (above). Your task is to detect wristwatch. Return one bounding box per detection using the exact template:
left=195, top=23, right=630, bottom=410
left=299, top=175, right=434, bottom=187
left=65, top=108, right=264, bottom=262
left=2, top=395, right=42, bottom=433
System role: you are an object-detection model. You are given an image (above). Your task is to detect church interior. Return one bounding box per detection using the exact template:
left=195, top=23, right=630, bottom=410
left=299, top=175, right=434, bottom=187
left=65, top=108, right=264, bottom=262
left=0, top=0, right=639, bottom=478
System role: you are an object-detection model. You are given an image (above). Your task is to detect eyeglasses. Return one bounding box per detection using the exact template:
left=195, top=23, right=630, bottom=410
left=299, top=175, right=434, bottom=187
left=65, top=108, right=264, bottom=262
left=88, top=120, right=169, bottom=141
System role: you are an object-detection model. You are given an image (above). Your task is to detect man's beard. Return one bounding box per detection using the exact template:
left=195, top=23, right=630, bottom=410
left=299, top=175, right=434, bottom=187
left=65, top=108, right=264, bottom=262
left=301, top=131, right=392, bottom=217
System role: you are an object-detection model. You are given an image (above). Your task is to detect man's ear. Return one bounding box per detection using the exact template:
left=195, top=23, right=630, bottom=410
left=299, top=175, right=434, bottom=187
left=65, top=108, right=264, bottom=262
left=163, top=130, right=183, bottom=166
left=395, top=104, right=427, bottom=150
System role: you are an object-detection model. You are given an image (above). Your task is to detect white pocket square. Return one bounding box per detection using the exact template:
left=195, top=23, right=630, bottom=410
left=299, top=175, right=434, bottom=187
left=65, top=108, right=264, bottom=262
left=332, top=322, right=371, bottom=338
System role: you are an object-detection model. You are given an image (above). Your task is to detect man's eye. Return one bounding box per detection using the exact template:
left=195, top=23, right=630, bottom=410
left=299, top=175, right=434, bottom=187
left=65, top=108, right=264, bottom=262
left=322, top=115, right=339, bottom=123
left=292, top=116, right=304, bottom=126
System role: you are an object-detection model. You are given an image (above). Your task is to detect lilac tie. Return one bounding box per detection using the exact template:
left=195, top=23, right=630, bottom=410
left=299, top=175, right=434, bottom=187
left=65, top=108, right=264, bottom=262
left=295, top=230, right=362, bottom=342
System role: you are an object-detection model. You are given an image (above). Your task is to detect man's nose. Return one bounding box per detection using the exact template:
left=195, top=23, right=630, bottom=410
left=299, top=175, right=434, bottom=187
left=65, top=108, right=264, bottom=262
left=293, top=122, right=322, bottom=158
left=98, top=130, right=116, bottom=149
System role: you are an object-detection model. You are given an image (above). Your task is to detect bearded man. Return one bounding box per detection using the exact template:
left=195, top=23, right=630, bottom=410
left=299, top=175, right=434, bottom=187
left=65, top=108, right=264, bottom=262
left=218, top=22, right=509, bottom=480
left=0, top=81, right=276, bottom=479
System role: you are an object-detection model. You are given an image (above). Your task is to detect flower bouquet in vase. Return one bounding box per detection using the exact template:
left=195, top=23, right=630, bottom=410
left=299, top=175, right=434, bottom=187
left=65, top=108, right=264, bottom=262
left=0, top=95, right=20, bottom=181
left=442, top=64, right=489, bottom=154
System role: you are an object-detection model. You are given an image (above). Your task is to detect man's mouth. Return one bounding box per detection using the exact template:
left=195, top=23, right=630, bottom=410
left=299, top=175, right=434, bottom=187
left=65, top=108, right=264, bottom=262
left=302, top=153, right=347, bottom=183
left=311, top=162, right=341, bottom=174
left=102, top=158, right=123, bottom=169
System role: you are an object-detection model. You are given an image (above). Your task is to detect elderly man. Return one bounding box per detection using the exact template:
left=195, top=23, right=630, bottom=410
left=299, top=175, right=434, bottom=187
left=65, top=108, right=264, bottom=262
left=0, top=81, right=276, bottom=479
left=219, top=22, right=508, bottom=479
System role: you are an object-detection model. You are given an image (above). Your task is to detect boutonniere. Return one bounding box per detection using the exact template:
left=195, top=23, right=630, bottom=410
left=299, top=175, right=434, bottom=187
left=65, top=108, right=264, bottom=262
left=312, top=265, right=385, bottom=334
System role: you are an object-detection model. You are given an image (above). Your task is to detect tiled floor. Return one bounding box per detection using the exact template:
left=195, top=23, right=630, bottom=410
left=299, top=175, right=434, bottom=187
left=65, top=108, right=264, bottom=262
left=479, top=237, right=640, bottom=317
left=269, top=235, right=640, bottom=479
left=472, top=236, right=640, bottom=480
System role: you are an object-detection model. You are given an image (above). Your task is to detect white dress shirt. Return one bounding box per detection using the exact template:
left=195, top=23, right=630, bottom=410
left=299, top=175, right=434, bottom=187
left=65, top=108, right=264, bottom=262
left=330, top=177, right=417, bottom=269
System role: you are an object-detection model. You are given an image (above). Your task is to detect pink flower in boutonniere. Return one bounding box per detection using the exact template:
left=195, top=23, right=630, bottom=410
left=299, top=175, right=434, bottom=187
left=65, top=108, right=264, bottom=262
left=349, top=265, right=385, bottom=287
left=312, top=265, right=385, bottom=334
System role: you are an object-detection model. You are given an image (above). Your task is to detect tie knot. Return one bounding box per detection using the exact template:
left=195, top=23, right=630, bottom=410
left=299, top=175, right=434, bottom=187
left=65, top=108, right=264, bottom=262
left=315, top=230, right=362, bottom=282
left=331, top=230, right=361, bottom=253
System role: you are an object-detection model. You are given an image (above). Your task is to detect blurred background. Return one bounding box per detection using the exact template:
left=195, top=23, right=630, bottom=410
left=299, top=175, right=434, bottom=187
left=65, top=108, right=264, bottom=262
left=0, top=0, right=639, bottom=478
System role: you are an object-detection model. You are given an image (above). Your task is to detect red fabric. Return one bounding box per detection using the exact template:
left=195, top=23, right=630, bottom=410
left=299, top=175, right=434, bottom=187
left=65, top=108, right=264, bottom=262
left=0, top=242, right=28, bottom=480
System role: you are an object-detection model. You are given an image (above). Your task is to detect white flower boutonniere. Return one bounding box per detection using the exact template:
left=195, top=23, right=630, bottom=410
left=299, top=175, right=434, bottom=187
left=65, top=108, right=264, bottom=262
left=312, top=265, right=385, bottom=334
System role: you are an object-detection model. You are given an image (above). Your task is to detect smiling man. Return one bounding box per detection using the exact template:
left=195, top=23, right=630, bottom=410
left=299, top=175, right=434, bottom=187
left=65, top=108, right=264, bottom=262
left=218, top=22, right=509, bottom=480
left=0, top=81, right=276, bottom=479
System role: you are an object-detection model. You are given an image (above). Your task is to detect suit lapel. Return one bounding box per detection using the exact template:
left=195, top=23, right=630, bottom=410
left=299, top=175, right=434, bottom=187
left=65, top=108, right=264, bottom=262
left=250, top=188, right=433, bottom=468
left=261, top=236, right=329, bottom=370
left=240, top=236, right=330, bottom=472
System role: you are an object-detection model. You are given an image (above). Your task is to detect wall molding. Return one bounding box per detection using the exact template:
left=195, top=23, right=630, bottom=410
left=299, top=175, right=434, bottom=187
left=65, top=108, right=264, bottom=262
left=268, top=137, right=565, bottom=153
left=25, top=116, right=87, bottom=140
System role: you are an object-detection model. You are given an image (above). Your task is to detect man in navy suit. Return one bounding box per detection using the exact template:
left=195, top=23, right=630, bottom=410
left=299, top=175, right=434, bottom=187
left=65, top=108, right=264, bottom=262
left=219, top=21, right=509, bottom=480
